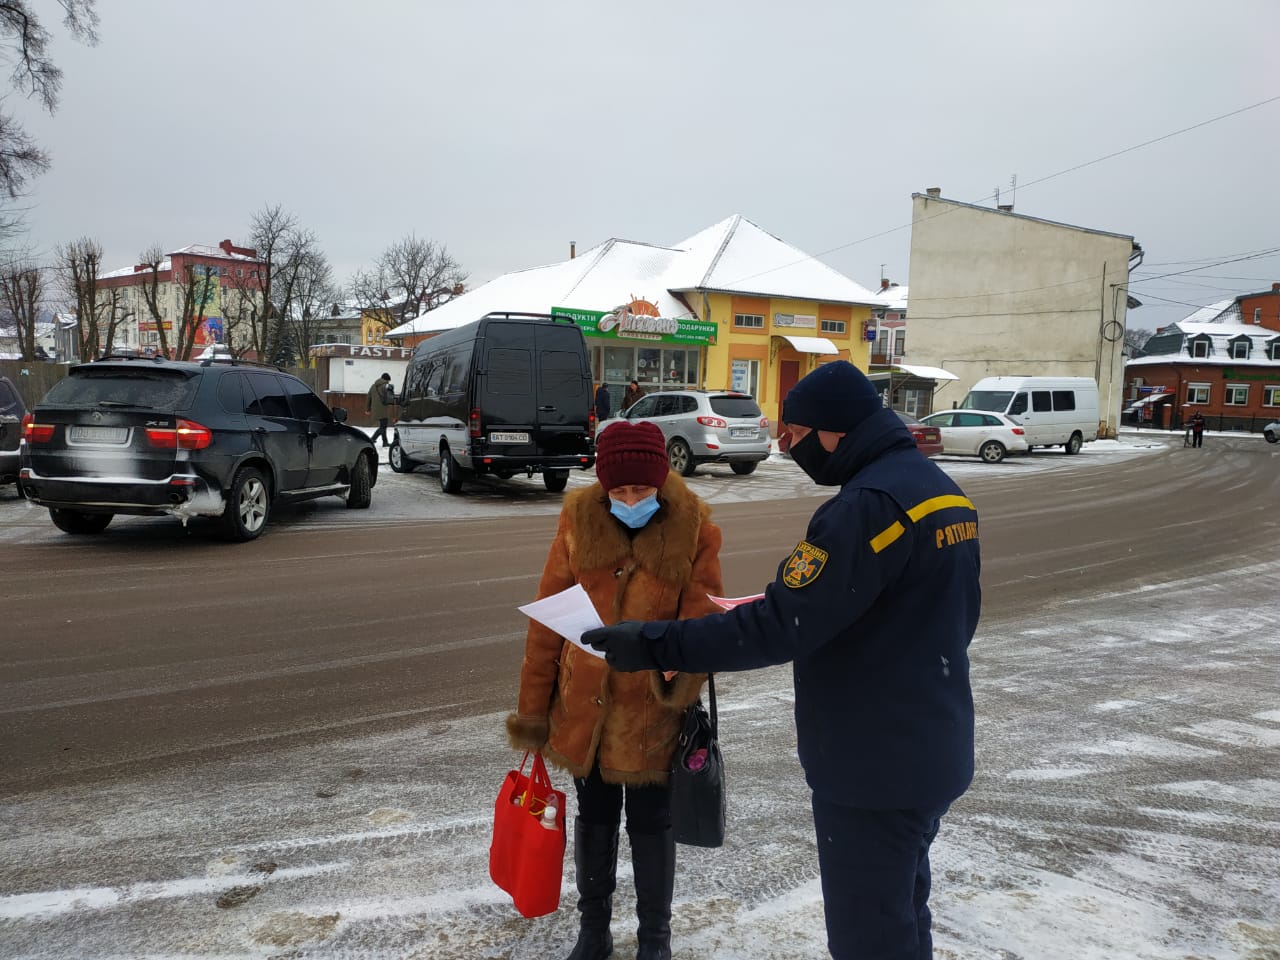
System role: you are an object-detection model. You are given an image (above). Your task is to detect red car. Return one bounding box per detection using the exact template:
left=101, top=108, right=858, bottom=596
left=777, top=410, right=941, bottom=458
left=897, top=411, right=943, bottom=458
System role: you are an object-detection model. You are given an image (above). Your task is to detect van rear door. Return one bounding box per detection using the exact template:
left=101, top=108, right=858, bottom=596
left=478, top=321, right=591, bottom=459
left=533, top=323, right=591, bottom=456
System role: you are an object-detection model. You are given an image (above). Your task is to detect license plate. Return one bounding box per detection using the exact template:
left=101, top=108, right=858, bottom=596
left=69, top=425, right=129, bottom=445
left=730, top=427, right=756, bottom=438
left=489, top=432, right=530, bottom=444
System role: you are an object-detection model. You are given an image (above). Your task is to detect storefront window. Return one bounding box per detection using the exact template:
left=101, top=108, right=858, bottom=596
left=590, top=342, right=701, bottom=391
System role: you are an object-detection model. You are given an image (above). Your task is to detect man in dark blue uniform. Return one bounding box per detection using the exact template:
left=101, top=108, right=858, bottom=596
left=585, top=361, right=981, bottom=960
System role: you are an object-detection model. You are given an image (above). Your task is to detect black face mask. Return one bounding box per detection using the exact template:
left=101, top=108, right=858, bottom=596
left=790, top=430, right=837, bottom=485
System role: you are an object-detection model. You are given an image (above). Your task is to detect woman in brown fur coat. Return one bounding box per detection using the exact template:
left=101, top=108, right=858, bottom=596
left=507, top=420, right=723, bottom=960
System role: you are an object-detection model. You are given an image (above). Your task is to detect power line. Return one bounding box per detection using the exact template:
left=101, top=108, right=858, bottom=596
left=720, top=94, right=1280, bottom=289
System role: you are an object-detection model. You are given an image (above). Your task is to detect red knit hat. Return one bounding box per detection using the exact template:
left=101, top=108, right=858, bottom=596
left=595, top=421, right=669, bottom=492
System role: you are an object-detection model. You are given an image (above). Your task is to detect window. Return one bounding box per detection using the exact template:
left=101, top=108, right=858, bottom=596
left=820, top=319, right=846, bottom=334
left=733, top=313, right=764, bottom=329
left=627, top=395, right=658, bottom=418
left=1264, top=385, right=1280, bottom=407
left=874, top=331, right=888, bottom=355
left=283, top=377, right=330, bottom=421
left=1190, top=339, right=1209, bottom=358
left=540, top=351, right=584, bottom=396
left=1008, top=392, right=1029, bottom=415
left=244, top=373, right=292, bottom=417
left=1271, top=342, right=1280, bottom=361
left=1255, top=308, right=1263, bottom=323
left=893, top=330, right=906, bottom=356
left=731, top=358, right=760, bottom=397
left=1224, top=384, right=1249, bottom=406
left=1186, top=383, right=1210, bottom=405
left=1230, top=340, right=1250, bottom=359
left=1032, top=391, right=1052, bottom=412
left=1052, top=390, right=1076, bottom=411
left=486, top=348, right=531, bottom=396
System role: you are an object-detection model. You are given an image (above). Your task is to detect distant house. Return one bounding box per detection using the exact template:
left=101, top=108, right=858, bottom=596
left=904, top=190, right=1140, bottom=437
left=1124, top=285, right=1280, bottom=430
left=97, top=240, right=266, bottom=357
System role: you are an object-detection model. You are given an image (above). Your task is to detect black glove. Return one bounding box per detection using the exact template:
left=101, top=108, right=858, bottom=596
left=583, top=620, right=662, bottom=672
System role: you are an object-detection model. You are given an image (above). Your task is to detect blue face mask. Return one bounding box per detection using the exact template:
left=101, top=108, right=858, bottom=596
left=609, top=493, right=660, bottom=529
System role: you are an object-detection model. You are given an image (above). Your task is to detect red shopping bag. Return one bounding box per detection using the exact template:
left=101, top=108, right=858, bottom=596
left=489, top=751, right=567, bottom=918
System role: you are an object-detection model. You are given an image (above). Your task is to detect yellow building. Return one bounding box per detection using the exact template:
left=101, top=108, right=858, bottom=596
left=387, top=215, right=880, bottom=429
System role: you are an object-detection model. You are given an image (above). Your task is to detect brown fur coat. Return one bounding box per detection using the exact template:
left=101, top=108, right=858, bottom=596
left=506, top=473, right=723, bottom=785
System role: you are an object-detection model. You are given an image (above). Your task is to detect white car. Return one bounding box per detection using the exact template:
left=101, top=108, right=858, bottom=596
left=918, top=409, right=1030, bottom=463
left=1265, top=421, right=1279, bottom=443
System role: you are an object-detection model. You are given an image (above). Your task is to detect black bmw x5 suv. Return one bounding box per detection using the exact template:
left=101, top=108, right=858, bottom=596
left=20, top=356, right=377, bottom=541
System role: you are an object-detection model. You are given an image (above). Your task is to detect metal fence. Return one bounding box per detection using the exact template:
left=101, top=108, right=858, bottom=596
left=1123, top=408, right=1277, bottom=434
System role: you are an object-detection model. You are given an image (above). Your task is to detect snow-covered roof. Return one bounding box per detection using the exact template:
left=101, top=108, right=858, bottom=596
left=1128, top=319, right=1280, bottom=368
left=666, top=215, right=879, bottom=304
left=99, top=242, right=262, bottom=281
left=387, top=215, right=879, bottom=338
left=1176, top=298, right=1233, bottom=325
left=865, top=283, right=908, bottom=311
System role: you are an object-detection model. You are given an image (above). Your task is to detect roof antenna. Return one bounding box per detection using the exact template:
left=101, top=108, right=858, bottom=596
left=994, top=185, right=1000, bottom=207
left=1010, top=173, right=1017, bottom=208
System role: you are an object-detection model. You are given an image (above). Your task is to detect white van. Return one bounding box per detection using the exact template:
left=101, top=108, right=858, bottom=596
left=960, top=377, right=1099, bottom=454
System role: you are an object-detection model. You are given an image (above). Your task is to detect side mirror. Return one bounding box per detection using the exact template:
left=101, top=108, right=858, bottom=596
left=331, top=406, right=349, bottom=423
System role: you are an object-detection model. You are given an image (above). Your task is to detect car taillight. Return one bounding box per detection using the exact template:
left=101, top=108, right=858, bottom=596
left=588, top=409, right=597, bottom=433
left=696, top=415, right=727, bottom=428
left=1011, top=427, right=1025, bottom=435
left=146, top=418, right=213, bottom=450
left=759, top=417, right=769, bottom=428
left=21, top=414, right=54, bottom=444
left=469, top=407, right=482, bottom=439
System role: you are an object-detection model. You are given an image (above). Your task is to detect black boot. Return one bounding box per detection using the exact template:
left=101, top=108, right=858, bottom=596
left=629, top=827, right=675, bottom=960
left=566, top=818, right=618, bottom=960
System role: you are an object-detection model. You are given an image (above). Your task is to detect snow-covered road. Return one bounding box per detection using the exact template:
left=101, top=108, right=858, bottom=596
left=1, top=433, right=1277, bottom=958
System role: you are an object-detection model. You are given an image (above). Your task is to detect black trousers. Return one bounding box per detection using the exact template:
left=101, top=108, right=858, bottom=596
left=370, top=417, right=389, bottom=447
left=811, top=795, right=948, bottom=960
left=1192, top=430, right=1203, bottom=447
left=574, top=764, right=671, bottom=834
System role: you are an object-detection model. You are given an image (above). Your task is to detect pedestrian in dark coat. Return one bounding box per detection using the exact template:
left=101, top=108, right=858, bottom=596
left=1190, top=411, right=1205, bottom=448
left=595, top=382, right=612, bottom=422
left=366, top=372, right=394, bottom=448
left=585, top=361, right=981, bottom=960
left=623, top=379, right=644, bottom=411
left=508, top=420, right=723, bottom=960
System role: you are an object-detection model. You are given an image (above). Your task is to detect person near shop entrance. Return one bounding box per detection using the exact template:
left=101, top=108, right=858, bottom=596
left=366, top=372, right=394, bottom=448
left=583, top=360, right=981, bottom=960
left=1190, top=411, right=1205, bottom=448
left=595, top=382, right=612, bottom=423
left=623, top=379, right=643, bottom=411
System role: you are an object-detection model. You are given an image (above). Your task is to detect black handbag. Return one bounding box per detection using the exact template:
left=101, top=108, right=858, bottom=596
left=670, top=674, right=726, bottom=848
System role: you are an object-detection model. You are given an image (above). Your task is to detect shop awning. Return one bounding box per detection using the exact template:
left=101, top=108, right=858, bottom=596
left=1125, top=392, right=1170, bottom=411
left=774, top=335, right=839, bottom=354
left=891, top=363, right=959, bottom=381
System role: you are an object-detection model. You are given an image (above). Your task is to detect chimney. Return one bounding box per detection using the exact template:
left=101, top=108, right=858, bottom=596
left=1272, top=282, right=1279, bottom=292
left=925, top=187, right=941, bottom=198
left=880, top=278, right=891, bottom=291
left=570, top=241, right=576, bottom=259
left=998, top=204, right=1014, bottom=212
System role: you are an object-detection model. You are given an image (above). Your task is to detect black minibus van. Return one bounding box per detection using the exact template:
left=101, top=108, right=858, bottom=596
left=388, top=312, right=596, bottom=493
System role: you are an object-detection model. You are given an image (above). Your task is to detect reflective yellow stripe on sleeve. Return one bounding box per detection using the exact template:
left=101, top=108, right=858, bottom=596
left=868, top=495, right=977, bottom=554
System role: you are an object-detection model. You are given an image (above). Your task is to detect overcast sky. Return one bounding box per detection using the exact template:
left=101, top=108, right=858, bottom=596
left=8, top=0, right=1279, bottom=332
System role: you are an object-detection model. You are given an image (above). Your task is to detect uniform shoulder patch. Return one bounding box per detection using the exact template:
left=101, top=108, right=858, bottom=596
left=783, top=540, right=829, bottom=589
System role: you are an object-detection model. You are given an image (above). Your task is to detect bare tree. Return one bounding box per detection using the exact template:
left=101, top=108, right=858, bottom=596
left=347, top=233, right=466, bottom=337
left=171, top=261, right=218, bottom=361
left=282, top=247, right=336, bottom=363
left=0, top=1, right=100, bottom=199
left=57, top=236, right=110, bottom=360
left=136, top=243, right=173, bottom=359
left=0, top=260, right=44, bottom=360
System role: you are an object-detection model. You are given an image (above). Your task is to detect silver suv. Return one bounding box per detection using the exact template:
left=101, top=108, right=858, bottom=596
left=601, top=390, right=770, bottom=476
